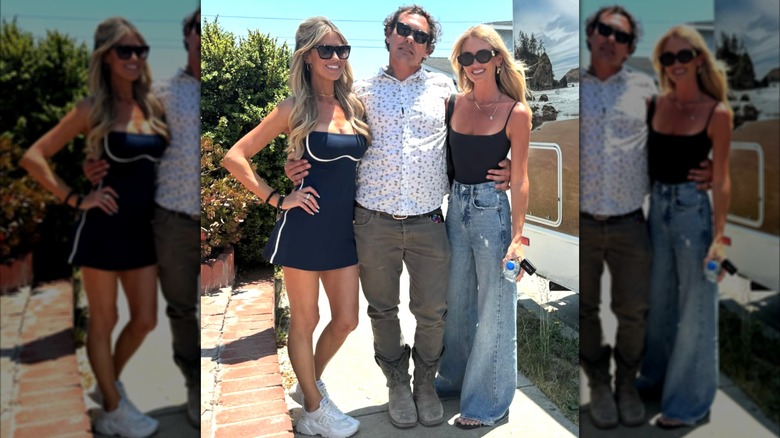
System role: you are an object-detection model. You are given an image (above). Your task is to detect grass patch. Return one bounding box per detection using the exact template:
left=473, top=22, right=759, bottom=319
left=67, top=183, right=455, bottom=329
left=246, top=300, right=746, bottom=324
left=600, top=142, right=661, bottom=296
left=719, top=307, right=780, bottom=425
left=516, top=305, right=579, bottom=425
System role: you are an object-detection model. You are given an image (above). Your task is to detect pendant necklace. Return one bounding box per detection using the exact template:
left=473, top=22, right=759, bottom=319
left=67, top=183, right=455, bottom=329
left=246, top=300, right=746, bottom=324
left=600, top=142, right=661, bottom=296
left=672, top=94, right=702, bottom=121
left=472, top=92, right=501, bottom=120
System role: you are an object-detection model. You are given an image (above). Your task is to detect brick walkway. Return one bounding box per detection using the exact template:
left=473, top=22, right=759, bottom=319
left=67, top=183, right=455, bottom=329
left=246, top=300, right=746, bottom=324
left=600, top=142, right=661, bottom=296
left=0, top=281, right=91, bottom=437
left=201, top=271, right=293, bottom=438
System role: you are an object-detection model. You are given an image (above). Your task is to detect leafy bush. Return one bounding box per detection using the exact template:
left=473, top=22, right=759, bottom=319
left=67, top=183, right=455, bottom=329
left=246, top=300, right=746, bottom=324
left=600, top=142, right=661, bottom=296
left=200, top=19, right=292, bottom=268
left=0, top=135, right=53, bottom=261
left=200, top=135, right=255, bottom=259
left=1, top=19, right=89, bottom=277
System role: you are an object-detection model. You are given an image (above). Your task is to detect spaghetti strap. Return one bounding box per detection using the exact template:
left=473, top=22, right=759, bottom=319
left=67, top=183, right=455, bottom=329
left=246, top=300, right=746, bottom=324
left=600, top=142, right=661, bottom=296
left=704, top=101, right=719, bottom=126
left=502, top=101, right=519, bottom=130
left=647, top=95, right=657, bottom=126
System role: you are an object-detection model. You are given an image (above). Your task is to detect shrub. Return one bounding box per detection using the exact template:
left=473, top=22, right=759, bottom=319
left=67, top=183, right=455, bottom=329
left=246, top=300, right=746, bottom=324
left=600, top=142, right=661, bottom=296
left=200, top=19, right=292, bottom=268
left=1, top=19, right=89, bottom=278
left=0, top=135, right=53, bottom=261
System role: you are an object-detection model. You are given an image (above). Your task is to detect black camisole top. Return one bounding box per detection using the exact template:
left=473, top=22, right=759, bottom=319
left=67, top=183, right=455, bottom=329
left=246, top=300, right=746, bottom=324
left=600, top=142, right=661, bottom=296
left=647, top=96, right=718, bottom=184
left=449, top=101, right=519, bottom=184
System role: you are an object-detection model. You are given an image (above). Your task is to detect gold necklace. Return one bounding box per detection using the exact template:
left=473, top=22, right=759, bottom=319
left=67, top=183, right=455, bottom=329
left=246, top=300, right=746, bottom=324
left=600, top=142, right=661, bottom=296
left=672, top=94, right=703, bottom=121
left=472, top=92, right=501, bottom=120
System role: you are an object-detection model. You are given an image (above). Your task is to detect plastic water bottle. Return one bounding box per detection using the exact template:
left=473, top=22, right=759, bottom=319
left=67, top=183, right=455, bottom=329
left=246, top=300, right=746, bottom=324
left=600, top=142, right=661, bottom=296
left=503, top=259, right=521, bottom=281
left=704, top=259, right=720, bottom=283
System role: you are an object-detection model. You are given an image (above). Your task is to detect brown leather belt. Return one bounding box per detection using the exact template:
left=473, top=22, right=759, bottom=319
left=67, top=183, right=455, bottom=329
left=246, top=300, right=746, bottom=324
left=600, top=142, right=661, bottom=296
left=356, top=203, right=443, bottom=221
left=580, top=209, right=642, bottom=222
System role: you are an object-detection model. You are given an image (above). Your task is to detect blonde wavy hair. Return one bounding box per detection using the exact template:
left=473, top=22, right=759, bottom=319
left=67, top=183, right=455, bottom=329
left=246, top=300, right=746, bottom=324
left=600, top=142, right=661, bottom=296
left=287, top=16, right=371, bottom=159
left=86, top=17, right=169, bottom=159
left=450, top=24, right=531, bottom=128
left=652, top=25, right=733, bottom=124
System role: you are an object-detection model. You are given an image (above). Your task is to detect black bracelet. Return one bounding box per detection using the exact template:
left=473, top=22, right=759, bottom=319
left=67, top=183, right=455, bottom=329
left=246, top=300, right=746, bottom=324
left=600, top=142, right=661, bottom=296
left=264, top=189, right=278, bottom=204
left=63, top=189, right=76, bottom=205
left=75, top=195, right=84, bottom=209
left=277, top=195, right=285, bottom=211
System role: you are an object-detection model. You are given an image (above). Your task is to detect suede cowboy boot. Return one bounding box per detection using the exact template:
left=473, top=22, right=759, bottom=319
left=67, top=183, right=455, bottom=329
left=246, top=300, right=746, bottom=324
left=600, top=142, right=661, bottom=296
left=412, top=347, right=443, bottom=426
left=583, top=345, right=618, bottom=429
left=376, top=345, right=417, bottom=428
left=614, top=347, right=645, bottom=427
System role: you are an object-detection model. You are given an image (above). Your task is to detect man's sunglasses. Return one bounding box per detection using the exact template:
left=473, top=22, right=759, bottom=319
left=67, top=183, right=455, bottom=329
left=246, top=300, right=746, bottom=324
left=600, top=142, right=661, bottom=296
left=395, top=21, right=430, bottom=45
left=457, top=49, right=497, bottom=67
left=313, top=45, right=351, bottom=60
left=658, top=49, right=697, bottom=67
left=114, top=45, right=150, bottom=60
left=596, top=21, right=633, bottom=45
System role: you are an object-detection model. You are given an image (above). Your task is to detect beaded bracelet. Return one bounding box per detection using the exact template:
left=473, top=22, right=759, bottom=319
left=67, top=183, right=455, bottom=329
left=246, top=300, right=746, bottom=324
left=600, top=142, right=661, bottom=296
left=264, top=189, right=278, bottom=204
left=63, top=189, right=76, bottom=205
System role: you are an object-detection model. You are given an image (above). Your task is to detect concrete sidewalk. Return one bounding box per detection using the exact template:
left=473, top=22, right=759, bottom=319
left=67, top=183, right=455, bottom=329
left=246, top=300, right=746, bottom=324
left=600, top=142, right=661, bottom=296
left=86, top=281, right=199, bottom=438
left=284, top=266, right=579, bottom=437
left=578, top=270, right=780, bottom=437
left=285, top=271, right=578, bottom=438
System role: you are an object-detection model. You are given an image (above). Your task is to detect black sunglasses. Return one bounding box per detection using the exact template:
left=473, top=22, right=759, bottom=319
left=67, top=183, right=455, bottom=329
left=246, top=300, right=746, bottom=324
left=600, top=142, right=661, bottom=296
left=658, top=49, right=697, bottom=66
left=313, top=45, right=351, bottom=60
left=457, top=49, right=497, bottom=67
left=395, top=21, right=430, bottom=45
left=114, top=45, right=150, bottom=60
left=596, top=21, right=633, bottom=45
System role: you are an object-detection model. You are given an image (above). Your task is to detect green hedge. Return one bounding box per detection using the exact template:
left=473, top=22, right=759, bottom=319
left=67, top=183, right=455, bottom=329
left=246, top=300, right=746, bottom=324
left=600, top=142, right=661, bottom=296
left=1, top=19, right=89, bottom=277
left=200, top=19, right=292, bottom=269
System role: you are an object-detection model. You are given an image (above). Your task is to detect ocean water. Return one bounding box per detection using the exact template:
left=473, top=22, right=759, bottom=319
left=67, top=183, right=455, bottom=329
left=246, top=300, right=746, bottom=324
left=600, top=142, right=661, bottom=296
left=731, top=85, right=780, bottom=121
left=528, top=84, right=579, bottom=121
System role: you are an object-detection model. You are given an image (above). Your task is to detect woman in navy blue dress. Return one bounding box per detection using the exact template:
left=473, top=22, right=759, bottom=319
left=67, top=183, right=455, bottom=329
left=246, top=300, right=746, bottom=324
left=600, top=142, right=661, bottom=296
left=21, top=17, right=168, bottom=437
left=223, top=17, right=370, bottom=438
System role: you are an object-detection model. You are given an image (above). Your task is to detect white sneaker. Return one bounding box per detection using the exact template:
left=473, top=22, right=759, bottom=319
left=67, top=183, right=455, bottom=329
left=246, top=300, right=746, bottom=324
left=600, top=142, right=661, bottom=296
left=90, top=380, right=158, bottom=432
left=290, top=380, right=330, bottom=406
left=296, top=397, right=359, bottom=438
left=94, top=398, right=158, bottom=438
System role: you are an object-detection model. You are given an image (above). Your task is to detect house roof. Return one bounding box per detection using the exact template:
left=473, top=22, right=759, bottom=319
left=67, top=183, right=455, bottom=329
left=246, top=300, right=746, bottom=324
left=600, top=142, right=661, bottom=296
left=422, top=56, right=454, bottom=76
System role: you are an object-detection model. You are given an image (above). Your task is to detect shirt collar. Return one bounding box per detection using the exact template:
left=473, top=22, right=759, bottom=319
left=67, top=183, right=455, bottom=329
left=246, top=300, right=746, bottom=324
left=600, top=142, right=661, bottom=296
left=583, top=64, right=629, bottom=84
left=379, top=65, right=424, bottom=82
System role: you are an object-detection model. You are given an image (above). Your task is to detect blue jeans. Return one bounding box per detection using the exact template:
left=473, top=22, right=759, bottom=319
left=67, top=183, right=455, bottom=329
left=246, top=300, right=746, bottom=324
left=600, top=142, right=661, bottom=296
left=638, top=181, right=717, bottom=425
left=435, top=181, right=516, bottom=424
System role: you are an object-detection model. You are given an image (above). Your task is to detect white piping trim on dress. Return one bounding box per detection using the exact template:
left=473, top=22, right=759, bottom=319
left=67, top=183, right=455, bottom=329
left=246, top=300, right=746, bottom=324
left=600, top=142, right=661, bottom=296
left=68, top=180, right=103, bottom=264
left=104, top=135, right=161, bottom=163
left=306, top=134, right=361, bottom=162
left=268, top=176, right=303, bottom=263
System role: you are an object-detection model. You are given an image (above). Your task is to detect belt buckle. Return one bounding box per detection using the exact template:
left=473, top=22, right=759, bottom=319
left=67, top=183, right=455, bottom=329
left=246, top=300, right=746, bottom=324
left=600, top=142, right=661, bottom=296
left=392, top=214, right=409, bottom=220
left=592, top=214, right=610, bottom=221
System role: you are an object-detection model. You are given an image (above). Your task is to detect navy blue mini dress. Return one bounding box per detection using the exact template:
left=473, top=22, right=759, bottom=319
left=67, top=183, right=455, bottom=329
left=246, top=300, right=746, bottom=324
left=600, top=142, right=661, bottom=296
left=69, top=132, right=167, bottom=270
left=263, top=132, right=368, bottom=271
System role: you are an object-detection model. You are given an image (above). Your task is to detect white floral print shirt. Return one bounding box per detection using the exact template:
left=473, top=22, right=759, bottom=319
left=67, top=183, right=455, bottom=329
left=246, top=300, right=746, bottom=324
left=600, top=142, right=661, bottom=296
left=354, top=67, right=456, bottom=215
left=153, top=68, right=200, bottom=217
left=580, top=66, right=658, bottom=216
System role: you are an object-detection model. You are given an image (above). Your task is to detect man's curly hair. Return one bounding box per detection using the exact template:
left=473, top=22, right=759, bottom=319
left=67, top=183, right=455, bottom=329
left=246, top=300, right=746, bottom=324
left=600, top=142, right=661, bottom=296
left=383, top=4, right=441, bottom=56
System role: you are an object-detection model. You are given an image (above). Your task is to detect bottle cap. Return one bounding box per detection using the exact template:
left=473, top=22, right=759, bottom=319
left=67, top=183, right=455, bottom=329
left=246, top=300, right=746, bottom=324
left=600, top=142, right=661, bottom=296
left=706, top=260, right=719, bottom=270
left=506, top=261, right=516, bottom=270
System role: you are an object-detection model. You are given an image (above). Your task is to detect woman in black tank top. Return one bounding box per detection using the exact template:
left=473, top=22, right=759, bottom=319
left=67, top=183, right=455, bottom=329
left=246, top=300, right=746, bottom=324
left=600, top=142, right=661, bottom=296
left=434, top=25, right=532, bottom=429
left=636, top=25, right=733, bottom=429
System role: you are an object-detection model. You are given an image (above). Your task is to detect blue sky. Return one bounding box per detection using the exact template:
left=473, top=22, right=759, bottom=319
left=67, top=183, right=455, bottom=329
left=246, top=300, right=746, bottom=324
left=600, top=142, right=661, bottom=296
left=1, top=0, right=199, bottom=80
left=715, top=0, right=779, bottom=79
left=513, top=0, right=580, bottom=80
left=202, top=0, right=515, bottom=81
